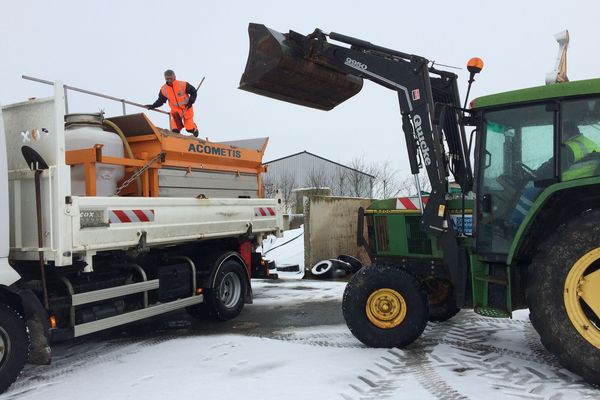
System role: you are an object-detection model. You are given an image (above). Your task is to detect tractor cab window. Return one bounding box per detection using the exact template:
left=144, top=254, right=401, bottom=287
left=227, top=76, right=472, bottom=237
left=560, top=98, right=600, bottom=181
left=477, top=104, right=555, bottom=256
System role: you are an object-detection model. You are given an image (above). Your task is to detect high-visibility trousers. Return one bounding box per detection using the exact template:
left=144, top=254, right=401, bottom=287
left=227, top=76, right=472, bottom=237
left=170, top=106, right=197, bottom=132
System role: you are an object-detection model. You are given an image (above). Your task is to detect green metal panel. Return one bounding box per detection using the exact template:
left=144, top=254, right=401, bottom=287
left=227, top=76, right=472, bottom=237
left=367, top=198, right=438, bottom=259
left=470, top=254, right=489, bottom=309
left=472, top=78, right=600, bottom=109
left=370, top=212, right=443, bottom=259
left=507, top=176, right=600, bottom=265
left=366, top=197, right=473, bottom=260
left=367, top=198, right=398, bottom=210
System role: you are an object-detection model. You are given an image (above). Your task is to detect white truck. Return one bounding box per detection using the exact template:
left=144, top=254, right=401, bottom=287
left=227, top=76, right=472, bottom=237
left=0, top=82, right=283, bottom=392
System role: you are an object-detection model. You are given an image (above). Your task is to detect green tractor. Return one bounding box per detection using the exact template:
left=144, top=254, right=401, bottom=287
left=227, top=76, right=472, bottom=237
left=239, top=24, right=600, bottom=384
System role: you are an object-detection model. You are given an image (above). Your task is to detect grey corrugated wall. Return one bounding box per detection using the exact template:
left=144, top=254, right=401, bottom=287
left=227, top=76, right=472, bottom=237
left=263, top=152, right=373, bottom=198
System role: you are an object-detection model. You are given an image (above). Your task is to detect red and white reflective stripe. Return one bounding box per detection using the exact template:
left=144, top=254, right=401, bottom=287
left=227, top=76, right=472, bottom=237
left=396, top=196, right=429, bottom=210
left=109, top=209, right=155, bottom=224
left=254, top=207, right=276, bottom=217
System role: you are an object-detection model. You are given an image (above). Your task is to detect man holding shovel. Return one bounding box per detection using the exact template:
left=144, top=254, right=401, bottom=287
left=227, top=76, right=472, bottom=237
left=146, top=69, right=199, bottom=137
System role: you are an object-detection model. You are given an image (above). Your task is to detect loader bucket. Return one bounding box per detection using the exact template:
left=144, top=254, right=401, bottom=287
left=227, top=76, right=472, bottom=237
left=239, top=23, right=363, bottom=111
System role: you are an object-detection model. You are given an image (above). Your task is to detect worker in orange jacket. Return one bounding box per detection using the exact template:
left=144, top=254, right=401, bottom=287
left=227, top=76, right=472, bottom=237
left=146, top=70, right=199, bottom=137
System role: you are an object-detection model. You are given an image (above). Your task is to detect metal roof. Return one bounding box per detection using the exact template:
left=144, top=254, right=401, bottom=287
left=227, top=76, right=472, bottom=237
left=264, top=150, right=376, bottom=178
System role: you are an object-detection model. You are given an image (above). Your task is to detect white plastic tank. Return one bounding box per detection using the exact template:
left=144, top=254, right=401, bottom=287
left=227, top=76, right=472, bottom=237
left=65, top=113, right=125, bottom=196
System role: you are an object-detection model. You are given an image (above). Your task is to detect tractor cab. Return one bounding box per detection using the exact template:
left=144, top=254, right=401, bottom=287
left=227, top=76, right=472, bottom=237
left=471, top=80, right=600, bottom=260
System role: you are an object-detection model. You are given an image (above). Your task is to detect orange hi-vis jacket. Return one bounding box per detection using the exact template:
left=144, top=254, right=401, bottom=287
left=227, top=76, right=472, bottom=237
left=161, top=80, right=190, bottom=110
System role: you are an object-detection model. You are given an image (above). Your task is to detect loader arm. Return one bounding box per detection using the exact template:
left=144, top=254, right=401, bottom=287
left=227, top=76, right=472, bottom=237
left=240, top=24, right=472, bottom=304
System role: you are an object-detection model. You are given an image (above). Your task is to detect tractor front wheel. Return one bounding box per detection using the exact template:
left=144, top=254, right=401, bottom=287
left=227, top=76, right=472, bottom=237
left=528, top=210, right=600, bottom=386
left=342, top=264, right=428, bottom=348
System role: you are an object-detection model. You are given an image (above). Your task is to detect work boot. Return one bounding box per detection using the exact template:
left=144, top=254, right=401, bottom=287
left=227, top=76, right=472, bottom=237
left=172, top=129, right=181, bottom=134
left=188, top=128, right=199, bottom=137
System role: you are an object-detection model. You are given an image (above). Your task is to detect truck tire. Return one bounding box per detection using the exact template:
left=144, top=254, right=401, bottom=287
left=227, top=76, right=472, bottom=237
left=527, top=210, right=600, bottom=386
left=426, top=278, right=460, bottom=322
left=191, top=259, right=247, bottom=321
left=342, top=264, right=428, bottom=348
left=0, top=304, right=30, bottom=393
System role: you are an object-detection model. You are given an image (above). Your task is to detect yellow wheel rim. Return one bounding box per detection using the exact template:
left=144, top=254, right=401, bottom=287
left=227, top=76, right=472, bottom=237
left=564, top=247, right=600, bottom=349
left=366, top=288, right=407, bottom=329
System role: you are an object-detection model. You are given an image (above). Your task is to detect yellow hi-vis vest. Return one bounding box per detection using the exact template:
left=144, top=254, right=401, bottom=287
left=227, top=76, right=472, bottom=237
left=562, top=134, right=600, bottom=181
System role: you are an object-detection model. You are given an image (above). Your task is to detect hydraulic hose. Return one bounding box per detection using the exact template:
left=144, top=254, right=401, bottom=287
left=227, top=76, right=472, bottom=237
left=102, top=119, right=142, bottom=196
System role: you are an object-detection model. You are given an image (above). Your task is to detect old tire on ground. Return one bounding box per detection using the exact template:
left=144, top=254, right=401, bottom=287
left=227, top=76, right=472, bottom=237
left=342, top=264, right=429, bottom=348
left=527, top=210, right=600, bottom=386
left=188, top=259, right=247, bottom=321
left=0, top=304, right=29, bottom=393
left=425, top=278, right=460, bottom=322
left=337, top=255, right=363, bottom=273
left=311, top=260, right=334, bottom=278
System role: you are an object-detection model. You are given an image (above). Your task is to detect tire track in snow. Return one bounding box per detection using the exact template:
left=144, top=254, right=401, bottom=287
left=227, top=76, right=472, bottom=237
left=6, top=325, right=192, bottom=394
left=339, top=313, right=598, bottom=400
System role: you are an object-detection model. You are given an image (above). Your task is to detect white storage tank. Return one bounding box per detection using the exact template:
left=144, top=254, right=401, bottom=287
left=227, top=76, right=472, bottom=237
left=65, top=113, right=125, bottom=196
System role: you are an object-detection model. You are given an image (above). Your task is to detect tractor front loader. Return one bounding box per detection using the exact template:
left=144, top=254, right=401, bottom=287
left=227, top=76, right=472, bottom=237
left=239, top=23, right=600, bottom=385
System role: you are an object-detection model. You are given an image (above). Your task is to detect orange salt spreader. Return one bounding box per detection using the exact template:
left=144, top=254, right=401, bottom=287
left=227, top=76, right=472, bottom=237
left=98, top=113, right=268, bottom=198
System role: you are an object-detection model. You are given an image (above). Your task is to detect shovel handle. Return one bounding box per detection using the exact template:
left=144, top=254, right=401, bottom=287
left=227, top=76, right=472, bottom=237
left=196, top=76, right=205, bottom=91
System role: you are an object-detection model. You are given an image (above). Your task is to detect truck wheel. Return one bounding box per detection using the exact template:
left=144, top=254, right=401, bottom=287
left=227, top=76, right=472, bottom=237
left=426, top=278, right=460, bottom=322
left=527, top=210, right=600, bottom=386
left=203, top=259, right=247, bottom=321
left=0, top=304, right=30, bottom=393
left=342, top=264, right=428, bottom=348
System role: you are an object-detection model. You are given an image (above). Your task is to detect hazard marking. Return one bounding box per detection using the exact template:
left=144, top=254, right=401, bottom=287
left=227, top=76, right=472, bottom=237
left=396, top=196, right=429, bottom=210
left=108, top=209, right=155, bottom=224
left=254, top=207, right=276, bottom=217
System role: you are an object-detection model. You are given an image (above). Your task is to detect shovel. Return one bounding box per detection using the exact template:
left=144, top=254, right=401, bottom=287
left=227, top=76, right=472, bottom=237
left=21, top=146, right=50, bottom=310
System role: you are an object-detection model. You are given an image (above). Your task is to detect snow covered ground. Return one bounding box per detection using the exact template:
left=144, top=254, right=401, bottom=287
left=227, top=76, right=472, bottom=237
left=258, top=226, right=306, bottom=277
left=2, top=227, right=599, bottom=400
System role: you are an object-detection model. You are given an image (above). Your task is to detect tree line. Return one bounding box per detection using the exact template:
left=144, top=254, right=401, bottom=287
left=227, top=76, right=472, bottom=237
left=262, top=156, right=431, bottom=212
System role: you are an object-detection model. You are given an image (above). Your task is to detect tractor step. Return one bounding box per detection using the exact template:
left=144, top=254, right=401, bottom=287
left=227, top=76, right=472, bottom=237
left=470, top=256, right=512, bottom=318
left=474, top=306, right=511, bottom=318
left=474, top=275, right=508, bottom=285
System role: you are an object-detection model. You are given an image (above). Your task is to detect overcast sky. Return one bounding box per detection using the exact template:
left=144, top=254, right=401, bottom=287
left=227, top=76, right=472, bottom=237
left=2, top=0, right=599, bottom=177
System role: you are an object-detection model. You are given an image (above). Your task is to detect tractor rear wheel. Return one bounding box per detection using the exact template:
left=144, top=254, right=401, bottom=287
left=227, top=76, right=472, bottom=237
left=527, top=210, right=600, bottom=386
left=342, top=264, right=428, bottom=348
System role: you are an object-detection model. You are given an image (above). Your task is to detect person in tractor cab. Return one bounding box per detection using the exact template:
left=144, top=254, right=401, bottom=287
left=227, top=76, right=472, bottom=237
left=509, top=120, right=600, bottom=228
left=146, top=69, right=199, bottom=137
left=560, top=121, right=600, bottom=180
